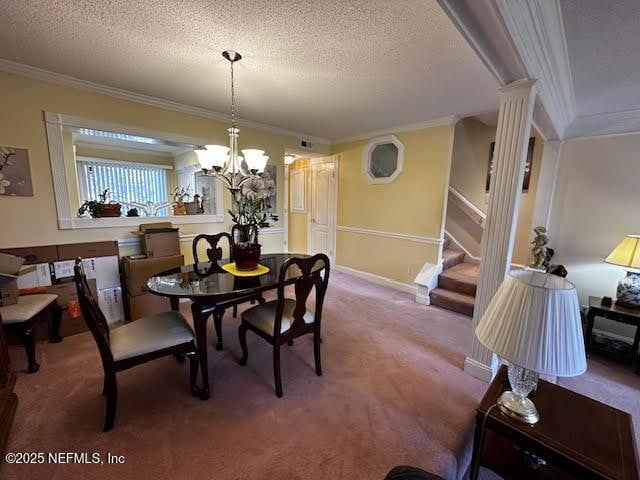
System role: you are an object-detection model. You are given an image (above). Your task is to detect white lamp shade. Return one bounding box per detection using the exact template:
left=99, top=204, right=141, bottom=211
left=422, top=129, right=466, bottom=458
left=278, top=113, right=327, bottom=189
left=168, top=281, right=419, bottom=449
left=242, top=149, right=267, bottom=172
left=475, top=269, right=587, bottom=377
left=195, top=145, right=229, bottom=170
left=284, top=155, right=295, bottom=165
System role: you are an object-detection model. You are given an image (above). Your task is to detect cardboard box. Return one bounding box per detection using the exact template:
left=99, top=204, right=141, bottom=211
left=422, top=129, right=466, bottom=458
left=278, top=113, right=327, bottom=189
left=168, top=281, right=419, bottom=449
left=127, top=292, right=170, bottom=321
left=0, top=246, right=58, bottom=265
left=44, top=279, right=98, bottom=337
left=123, top=254, right=184, bottom=295
left=143, top=229, right=180, bottom=258
left=0, top=255, right=35, bottom=306
left=57, top=241, right=119, bottom=260
left=98, top=287, right=125, bottom=324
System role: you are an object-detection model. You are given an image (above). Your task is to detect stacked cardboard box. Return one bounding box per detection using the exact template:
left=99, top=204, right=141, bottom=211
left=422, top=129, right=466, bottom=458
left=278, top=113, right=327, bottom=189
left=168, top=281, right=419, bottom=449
left=0, top=242, right=121, bottom=338
left=123, top=223, right=184, bottom=321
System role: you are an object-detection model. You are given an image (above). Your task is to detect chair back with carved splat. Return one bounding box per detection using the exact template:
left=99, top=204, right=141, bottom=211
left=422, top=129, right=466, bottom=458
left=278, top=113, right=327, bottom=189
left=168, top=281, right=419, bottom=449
left=73, top=259, right=114, bottom=369
left=192, top=232, right=234, bottom=265
left=272, top=254, right=330, bottom=339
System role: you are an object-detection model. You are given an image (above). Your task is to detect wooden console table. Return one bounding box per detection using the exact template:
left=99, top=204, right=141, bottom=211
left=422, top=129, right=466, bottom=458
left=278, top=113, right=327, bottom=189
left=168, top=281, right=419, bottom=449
left=585, top=296, right=640, bottom=373
left=470, top=366, right=639, bottom=479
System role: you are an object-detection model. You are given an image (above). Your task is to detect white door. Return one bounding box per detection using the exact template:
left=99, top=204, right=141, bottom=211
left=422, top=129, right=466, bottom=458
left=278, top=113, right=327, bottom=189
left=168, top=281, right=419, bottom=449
left=308, top=156, right=338, bottom=263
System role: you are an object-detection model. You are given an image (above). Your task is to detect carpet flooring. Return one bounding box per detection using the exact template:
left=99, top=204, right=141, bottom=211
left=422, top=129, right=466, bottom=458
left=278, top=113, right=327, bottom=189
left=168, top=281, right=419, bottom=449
left=3, top=271, right=639, bottom=480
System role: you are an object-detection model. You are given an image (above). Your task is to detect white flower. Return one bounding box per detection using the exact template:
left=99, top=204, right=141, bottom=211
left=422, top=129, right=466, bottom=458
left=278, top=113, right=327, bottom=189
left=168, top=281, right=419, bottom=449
left=263, top=178, right=275, bottom=198
left=0, top=172, right=10, bottom=194
left=242, top=177, right=267, bottom=199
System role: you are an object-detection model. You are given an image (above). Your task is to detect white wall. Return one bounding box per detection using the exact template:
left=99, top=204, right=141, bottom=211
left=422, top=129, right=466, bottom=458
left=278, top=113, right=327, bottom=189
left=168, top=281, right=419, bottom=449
left=549, top=133, right=640, bottom=339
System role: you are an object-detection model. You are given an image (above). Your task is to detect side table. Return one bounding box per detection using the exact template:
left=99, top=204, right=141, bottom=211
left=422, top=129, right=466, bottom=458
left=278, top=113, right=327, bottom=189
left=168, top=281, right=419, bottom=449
left=469, top=366, right=639, bottom=479
left=585, top=296, right=640, bottom=373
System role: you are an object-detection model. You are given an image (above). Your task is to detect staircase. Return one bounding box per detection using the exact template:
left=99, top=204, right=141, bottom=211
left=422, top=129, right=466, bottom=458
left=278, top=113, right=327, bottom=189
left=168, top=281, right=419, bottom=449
left=429, top=238, right=478, bottom=317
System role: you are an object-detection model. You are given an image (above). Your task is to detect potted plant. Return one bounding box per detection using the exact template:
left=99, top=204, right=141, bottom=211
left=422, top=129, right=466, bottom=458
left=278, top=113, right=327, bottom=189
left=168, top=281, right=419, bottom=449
left=229, top=176, right=278, bottom=270
left=77, top=189, right=122, bottom=218
left=172, top=186, right=191, bottom=216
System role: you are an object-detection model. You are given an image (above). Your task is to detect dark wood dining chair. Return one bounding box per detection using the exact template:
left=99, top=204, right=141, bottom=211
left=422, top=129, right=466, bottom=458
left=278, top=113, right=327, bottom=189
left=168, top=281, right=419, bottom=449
left=73, top=259, right=199, bottom=432
left=238, top=254, right=330, bottom=397
left=192, top=232, right=264, bottom=351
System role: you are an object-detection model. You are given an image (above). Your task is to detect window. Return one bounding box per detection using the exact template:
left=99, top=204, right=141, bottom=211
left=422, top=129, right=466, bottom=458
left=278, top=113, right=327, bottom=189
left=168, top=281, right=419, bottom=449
left=76, top=157, right=171, bottom=216
left=362, top=135, right=404, bottom=184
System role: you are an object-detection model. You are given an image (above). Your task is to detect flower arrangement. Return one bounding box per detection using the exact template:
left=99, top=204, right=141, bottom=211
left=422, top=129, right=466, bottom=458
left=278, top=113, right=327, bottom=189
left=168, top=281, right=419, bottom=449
left=229, top=175, right=278, bottom=246
left=0, top=147, right=15, bottom=195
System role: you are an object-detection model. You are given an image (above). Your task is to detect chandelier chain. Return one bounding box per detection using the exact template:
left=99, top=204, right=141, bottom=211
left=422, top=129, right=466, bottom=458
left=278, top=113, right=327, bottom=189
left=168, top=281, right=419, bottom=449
left=230, top=59, right=236, bottom=129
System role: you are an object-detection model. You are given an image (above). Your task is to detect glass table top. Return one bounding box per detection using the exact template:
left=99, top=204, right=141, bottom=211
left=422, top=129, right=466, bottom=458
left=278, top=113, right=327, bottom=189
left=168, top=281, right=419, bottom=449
left=146, top=253, right=312, bottom=299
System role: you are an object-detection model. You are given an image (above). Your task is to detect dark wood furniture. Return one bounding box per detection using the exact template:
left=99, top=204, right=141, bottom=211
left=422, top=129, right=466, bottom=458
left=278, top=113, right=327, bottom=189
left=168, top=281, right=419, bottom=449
left=146, top=253, right=319, bottom=400
left=0, top=313, right=17, bottom=467
left=470, top=365, right=639, bottom=480
left=192, top=232, right=264, bottom=350
left=238, top=254, right=330, bottom=397
left=74, top=260, right=199, bottom=432
left=0, top=294, right=62, bottom=373
left=585, top=295, right=640, bottom=373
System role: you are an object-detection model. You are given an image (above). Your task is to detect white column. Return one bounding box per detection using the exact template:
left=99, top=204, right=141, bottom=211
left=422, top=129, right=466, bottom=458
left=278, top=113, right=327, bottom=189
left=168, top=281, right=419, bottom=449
left=530, top=140, right=562, bottom=231
left=283, top=163, right=290, bottom=253
left=464, top=79, right=537, bottom=382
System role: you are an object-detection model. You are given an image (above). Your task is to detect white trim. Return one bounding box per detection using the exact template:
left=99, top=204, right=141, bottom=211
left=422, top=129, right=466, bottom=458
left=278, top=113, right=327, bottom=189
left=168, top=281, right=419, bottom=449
left=75, top=141, right=181, bottom=157
left=448, top=186, right=486, bottom=226
left=307, top=156, right=339, bottom=264
left=413, top=260, right=444, bottom=305
left=362, top=135, right=404, bottom=184
left=283, top=164, right=290, bottom=253
left=334, top=116, right=457, bottom=144
left=495, top=0, right=576, bottom=138
left=45, top=111, right=228, bottom=229
left=67, top=214, right=224, bottom=229
left=444, top=230, right=481, bottom=262
left=2, top=59, right=330, bottom=145
left=463, top=357, right=493, bottom=382
left=566, top=109, right=640, bottom=140
left=335, top=265, right=417, bottom=295
left=76, top=155, right=174, bottom=170
left=116, top=227, right=284, bottom=248
left=337, top=225, right=444, bottom=246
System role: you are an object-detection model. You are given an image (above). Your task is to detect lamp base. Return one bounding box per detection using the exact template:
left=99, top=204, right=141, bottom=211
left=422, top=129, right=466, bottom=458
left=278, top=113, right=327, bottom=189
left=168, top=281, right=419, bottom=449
left=616, top=271, right=640, bottom=308
left=498, top=391, right=540, bottom=424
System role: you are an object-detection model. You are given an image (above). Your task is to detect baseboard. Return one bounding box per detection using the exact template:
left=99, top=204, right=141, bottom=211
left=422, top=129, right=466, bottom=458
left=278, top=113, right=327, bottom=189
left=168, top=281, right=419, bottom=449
left=334, top=265, right=417, bottom=295
left=464, top=357, right=493, bottom=382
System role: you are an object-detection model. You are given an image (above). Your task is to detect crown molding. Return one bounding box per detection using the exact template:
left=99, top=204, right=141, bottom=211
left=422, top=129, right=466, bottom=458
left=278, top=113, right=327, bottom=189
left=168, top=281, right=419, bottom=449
left=493, top=0, right=576, bottom=138
left=333, top=116, right=458, bottom=145
left=565, top=108, right=640, bottom=140
left=0, top=58, right=331, bottom=145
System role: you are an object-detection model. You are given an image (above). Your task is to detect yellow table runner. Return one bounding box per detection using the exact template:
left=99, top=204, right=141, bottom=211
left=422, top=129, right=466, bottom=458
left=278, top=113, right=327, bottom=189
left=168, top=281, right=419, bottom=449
left=221, top=262, right=270, bottom=277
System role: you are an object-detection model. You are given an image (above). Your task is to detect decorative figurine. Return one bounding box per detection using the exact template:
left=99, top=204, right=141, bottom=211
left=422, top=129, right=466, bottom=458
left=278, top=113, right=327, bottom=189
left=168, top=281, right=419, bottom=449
left=530, top=226, right=549, bottom=270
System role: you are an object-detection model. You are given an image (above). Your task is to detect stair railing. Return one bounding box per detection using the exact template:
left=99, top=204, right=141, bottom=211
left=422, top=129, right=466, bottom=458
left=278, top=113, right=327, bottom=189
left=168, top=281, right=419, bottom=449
left=448, top=186, right=486, bottom=227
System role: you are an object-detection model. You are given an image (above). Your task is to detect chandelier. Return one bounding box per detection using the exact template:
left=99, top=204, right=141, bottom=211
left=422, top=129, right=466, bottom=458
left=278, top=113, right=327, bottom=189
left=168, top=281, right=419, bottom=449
left=194, top=50, right=268, bottom=192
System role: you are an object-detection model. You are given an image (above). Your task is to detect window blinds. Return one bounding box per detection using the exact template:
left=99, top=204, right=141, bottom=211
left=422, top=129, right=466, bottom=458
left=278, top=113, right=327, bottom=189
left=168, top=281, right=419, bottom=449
left=77, top=158, right=170, bottom=216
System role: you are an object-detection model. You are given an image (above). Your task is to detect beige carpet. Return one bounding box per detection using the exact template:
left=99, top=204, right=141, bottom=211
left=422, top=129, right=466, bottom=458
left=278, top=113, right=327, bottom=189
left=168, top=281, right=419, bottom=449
left=4, top=271, right=639, bottom=480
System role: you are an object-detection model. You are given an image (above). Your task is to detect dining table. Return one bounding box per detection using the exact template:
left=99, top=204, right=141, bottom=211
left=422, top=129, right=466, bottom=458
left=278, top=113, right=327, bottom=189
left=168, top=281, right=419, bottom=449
left=146, top=253, right=310, bottom=399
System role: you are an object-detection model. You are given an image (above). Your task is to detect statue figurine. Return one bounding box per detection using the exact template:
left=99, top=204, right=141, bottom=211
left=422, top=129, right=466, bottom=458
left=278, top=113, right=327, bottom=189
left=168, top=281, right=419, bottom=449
left=530, top=226, right=549, bottom=270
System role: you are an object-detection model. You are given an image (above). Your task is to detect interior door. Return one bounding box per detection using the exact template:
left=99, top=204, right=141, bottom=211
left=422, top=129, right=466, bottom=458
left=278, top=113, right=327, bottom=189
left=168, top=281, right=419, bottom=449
left=308, top=157, right=337, bottom=263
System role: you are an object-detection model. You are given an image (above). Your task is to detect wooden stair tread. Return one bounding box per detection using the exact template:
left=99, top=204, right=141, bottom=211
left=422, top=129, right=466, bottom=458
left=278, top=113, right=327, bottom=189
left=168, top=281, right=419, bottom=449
left=430, top=288, right=475, bottom=317
left=442, top=249, right=465, bottom=270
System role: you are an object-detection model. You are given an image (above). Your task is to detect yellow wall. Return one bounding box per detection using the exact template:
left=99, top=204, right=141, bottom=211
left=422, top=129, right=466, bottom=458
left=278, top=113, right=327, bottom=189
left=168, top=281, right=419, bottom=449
left=331, top=125, right=454, bottom=284
left=449, top=118, right=544, bottom=265
left=0, top=71, right=329, bottom=254
left=287, top=158, right=309, bottom=254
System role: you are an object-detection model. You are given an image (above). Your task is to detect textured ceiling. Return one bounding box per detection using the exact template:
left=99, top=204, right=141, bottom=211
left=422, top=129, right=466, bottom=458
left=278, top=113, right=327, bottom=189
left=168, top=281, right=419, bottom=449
left=561, top=0, right=640, bottom=117
left=0, top=0, right=499, bottom=141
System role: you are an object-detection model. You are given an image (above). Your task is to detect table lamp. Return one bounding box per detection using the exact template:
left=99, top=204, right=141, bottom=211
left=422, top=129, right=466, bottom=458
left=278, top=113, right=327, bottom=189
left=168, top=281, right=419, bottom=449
left=605, top=234, right=640, bottom=308
left=475, top=270, right=587, bottom=424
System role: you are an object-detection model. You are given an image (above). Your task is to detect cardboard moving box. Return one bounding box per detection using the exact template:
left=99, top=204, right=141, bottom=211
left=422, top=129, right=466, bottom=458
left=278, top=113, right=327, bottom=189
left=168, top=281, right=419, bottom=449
left=128, top=292, right=171, bottom=321
left=123, top=254, right=184, bottom=296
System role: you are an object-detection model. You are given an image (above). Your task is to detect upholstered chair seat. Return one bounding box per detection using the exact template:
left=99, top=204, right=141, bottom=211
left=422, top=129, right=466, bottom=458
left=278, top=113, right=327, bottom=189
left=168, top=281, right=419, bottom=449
left=109, top=311, right=195, bottom=361
left=0, top=294, right=58, bottom=323
left=0, top=293, right=62, bottom=373
left=243, top=299, right=315, bottom=335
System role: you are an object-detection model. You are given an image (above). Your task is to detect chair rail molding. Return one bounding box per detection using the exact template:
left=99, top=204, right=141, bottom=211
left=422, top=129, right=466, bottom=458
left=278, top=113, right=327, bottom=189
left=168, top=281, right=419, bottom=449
left=466, top=79, right=537, bottom=382
left=44, top=112, right=225, bottom=229
left=448, top=186, right=486, bottom=227
left=336, top=226, right=444, bottom=246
